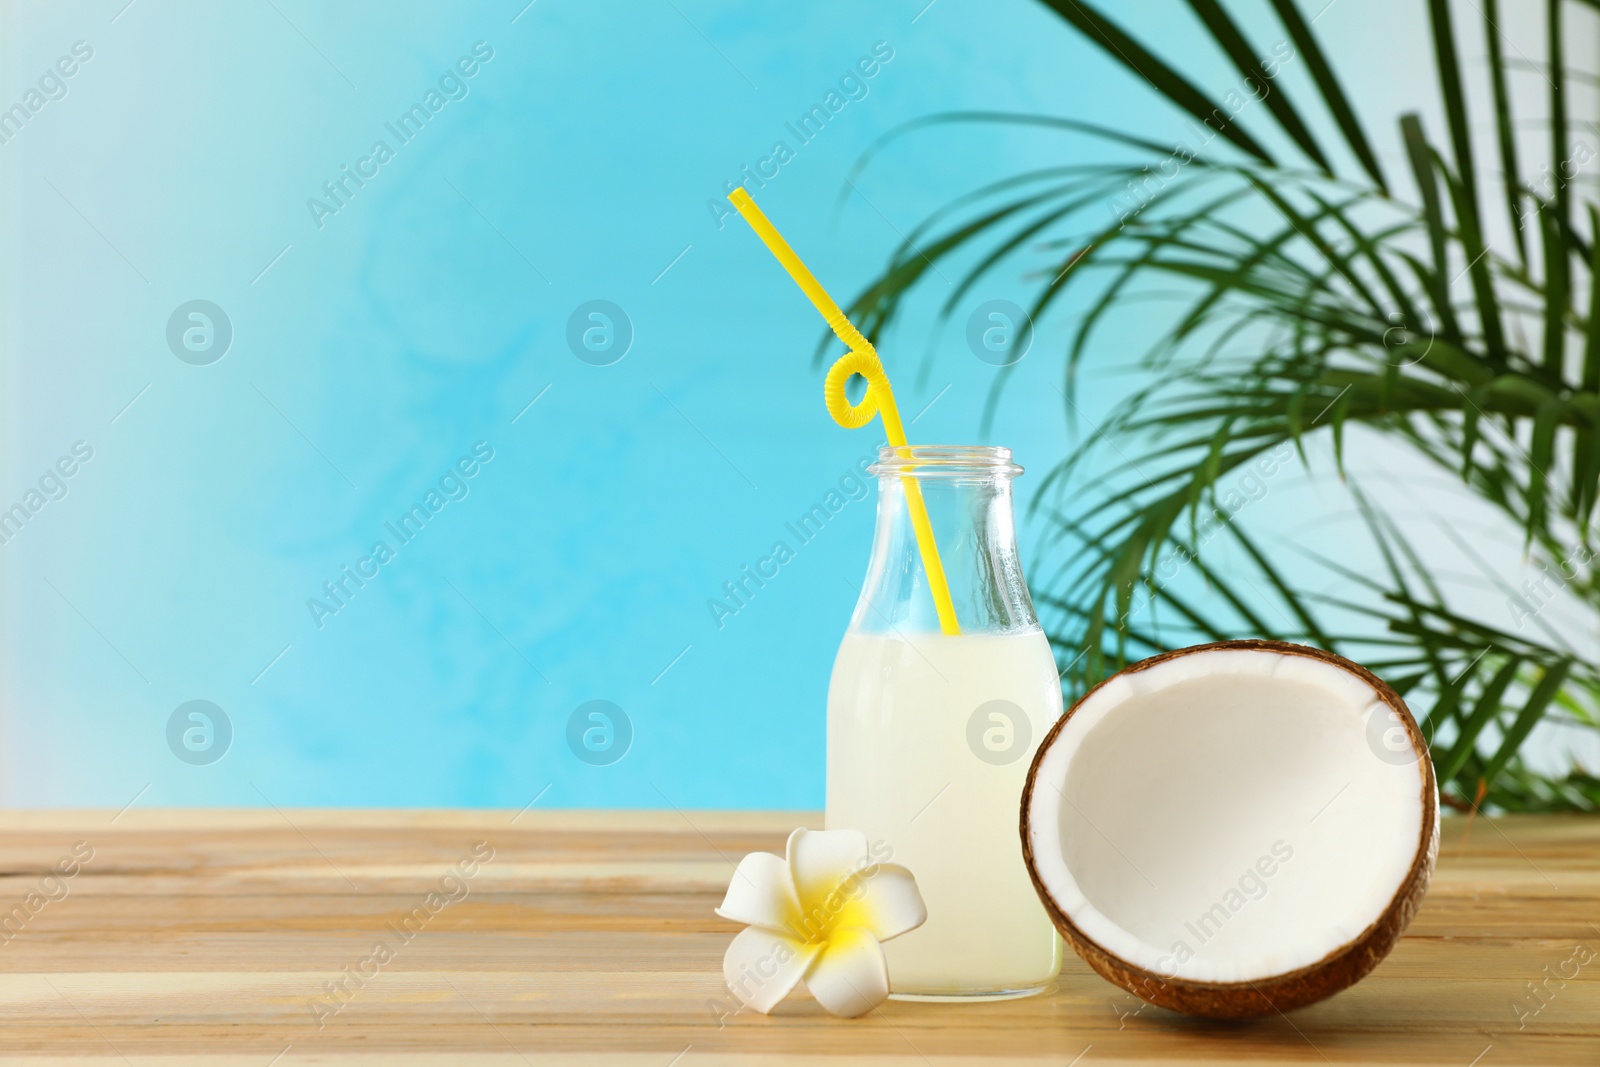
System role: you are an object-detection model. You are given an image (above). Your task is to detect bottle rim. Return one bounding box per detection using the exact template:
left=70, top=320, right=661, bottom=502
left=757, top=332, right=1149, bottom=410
left=869, top=444, right=1023, bottom=478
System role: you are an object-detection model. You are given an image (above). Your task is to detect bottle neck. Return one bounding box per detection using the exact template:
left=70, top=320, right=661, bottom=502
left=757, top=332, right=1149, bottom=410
left=848, top=447, right=1040, bottom=636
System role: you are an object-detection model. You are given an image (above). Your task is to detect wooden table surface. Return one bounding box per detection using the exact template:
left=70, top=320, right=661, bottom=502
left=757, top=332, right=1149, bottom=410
left=0, top=810, right=1594, bottom=1065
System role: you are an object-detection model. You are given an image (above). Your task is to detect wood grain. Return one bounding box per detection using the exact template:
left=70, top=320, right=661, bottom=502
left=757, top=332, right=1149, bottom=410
left=0, top=810, right=1594, bottom=1064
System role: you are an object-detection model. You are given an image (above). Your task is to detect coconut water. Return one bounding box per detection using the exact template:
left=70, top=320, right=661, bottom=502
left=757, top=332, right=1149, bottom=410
left=826, top=629, right=1063, bottom=997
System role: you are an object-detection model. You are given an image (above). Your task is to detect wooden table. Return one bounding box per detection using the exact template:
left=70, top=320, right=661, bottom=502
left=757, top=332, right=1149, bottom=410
left=0, top=810, right=1594, bottom=1065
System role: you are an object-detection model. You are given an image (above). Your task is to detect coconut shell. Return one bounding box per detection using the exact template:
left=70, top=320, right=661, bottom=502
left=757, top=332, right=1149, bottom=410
left=1019, top=639, right=1440, bottom=1020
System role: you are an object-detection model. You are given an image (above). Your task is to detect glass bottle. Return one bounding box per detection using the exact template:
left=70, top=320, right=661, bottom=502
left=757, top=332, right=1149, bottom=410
left=826, top=445, right=1063, bottom=999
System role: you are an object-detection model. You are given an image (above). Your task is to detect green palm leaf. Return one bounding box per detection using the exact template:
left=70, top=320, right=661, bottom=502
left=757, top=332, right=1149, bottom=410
left=845, top=1, right=1600, bottom=812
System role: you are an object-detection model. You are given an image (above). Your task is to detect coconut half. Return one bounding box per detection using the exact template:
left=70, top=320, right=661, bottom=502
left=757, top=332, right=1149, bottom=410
left=1021, top=640, right=1438, bottom=1019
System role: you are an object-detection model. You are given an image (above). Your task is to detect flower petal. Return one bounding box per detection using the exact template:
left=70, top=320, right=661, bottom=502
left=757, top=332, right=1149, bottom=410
left=786, top=827, right=870, bottom=911
left=714, top=850, right=800, bottom=933
left=836, top=862, right=927, bottom=943
left=803, top=928, right=889, bottom=1018
left=722, top=926, right=818, bottom=1014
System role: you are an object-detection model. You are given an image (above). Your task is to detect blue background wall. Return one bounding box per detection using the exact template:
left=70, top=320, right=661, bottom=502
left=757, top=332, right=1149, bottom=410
left=0, top=0, right=1464, bottom=808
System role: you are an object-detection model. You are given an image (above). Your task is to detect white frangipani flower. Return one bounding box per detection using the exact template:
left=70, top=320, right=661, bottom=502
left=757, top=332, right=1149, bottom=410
left=715, top=827, right=927, bottom=1018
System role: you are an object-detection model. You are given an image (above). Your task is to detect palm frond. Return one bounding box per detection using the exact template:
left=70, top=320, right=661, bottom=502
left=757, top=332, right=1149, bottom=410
left=847, top=0, right=1600, bottom=811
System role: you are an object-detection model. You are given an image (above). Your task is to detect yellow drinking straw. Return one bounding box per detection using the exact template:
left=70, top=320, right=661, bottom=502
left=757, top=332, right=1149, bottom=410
left=727, top=187, right=961, bottom=636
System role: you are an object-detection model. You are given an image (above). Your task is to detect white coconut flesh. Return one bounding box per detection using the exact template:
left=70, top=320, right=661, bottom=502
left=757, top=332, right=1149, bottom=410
left=1026, top=648, right=1430, bottom=986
